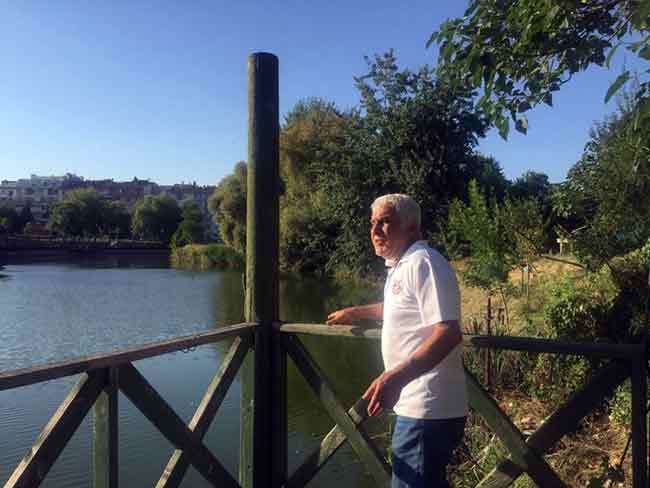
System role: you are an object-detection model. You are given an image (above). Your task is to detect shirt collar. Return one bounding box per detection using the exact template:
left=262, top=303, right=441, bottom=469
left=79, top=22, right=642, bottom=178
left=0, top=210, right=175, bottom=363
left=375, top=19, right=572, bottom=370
left=384, top=240, right=427, bottom=268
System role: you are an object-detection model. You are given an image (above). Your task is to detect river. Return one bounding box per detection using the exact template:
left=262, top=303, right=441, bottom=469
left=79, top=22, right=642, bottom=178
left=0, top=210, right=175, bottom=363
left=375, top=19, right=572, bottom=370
left=0, top=256, right=386, bottom=487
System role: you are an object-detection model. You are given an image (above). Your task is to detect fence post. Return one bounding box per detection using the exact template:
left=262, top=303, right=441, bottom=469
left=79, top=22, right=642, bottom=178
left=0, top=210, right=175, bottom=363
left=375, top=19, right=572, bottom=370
left=240, top=52, right=286, bottom=488
left=630, top=353, right=647, bottom=488
left=93, top=367, right=118, bottom=488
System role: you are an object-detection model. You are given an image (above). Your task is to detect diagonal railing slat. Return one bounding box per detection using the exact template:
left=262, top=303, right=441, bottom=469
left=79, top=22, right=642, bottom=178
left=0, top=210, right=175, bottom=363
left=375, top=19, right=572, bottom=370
left=281, top=332, right=391, bottom=487
left=465, top=367, right=566, bottom=487
left=286, top=397, right=369, bottom=488
left=477, top=360, right=631, bottom=487
left=5, top=370, right=105, bottom=488
left=156, top=336, right=251, bottom=488
left=117, top=362, right=240, bottom=488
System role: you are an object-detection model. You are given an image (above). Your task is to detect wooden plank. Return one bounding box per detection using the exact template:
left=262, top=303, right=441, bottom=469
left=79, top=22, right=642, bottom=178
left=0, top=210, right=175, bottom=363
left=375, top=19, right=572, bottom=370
left=241, top=51, right=283, bottom=488
left=463, top=335, right=645, bottom=358
left=116, top=363, right=239, bottom=488
left=282, top=333, right=391, bottom=487
left=277, top=323, right=381, bottom=340
left=286, top=397, right=369, bottom=488
left=5, top=371, right=105, bottom=488
left=478, top=360, right=630, bottom=487
left=631, top=355, right=647, bottom=488
left=93, top=367, right=119, bottom=488
left=0, top=322, right=256, bottom=391
left=156, top=336, right=250, bottom=488
left=278, top=323, right=645, bottom=358
left=465, top=367, right=566, bottom=487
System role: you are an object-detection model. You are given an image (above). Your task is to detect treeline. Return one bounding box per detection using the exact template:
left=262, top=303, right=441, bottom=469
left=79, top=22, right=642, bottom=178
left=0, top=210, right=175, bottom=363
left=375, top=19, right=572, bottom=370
left=0, top=188, right=206, bottom=248
left=208, top=52, right=561, bottom=276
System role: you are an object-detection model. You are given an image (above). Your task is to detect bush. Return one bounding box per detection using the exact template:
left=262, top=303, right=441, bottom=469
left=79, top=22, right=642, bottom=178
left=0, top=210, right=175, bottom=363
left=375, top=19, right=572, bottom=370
left=171, top=244, right=243, bottom=271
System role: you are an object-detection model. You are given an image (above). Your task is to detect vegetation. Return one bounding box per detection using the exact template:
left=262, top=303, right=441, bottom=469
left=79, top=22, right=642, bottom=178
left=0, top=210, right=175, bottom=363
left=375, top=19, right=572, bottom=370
left=132, top=194, right=182, bottom=243
left=49, top=188, right=131, bottom=238
left=429, top=0, right=650, bottom=137
left=171, top=243, right=243, bottom=270
left=171, top=202, right=205, bottom=248
left=207, top=161, right=247, bottom=254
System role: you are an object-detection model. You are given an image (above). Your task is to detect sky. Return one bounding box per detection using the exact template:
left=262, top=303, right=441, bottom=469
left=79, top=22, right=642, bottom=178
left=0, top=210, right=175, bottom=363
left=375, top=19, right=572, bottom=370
left=1, top=1, right=644, bottom=186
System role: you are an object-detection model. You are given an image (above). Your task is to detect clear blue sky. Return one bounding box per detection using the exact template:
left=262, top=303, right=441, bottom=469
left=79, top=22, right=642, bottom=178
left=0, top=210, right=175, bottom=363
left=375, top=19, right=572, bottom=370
left=1, top=1, right=643, bottom=185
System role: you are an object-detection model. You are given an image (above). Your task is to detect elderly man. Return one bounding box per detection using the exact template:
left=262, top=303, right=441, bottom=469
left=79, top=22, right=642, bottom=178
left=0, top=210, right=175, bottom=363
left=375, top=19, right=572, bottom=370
left=327, top=194, right=467, bottom=488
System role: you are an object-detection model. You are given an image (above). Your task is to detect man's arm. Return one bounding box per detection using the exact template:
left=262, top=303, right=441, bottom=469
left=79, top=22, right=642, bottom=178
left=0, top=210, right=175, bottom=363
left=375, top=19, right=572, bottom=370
left=363, top=320, right=462, bottom=416
left=326, top=302, right=383, bottom=325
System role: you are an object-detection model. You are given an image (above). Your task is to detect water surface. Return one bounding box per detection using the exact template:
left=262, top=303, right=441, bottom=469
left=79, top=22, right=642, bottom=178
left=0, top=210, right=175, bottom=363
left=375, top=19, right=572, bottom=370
left=0, top=257, right=385, bottom=487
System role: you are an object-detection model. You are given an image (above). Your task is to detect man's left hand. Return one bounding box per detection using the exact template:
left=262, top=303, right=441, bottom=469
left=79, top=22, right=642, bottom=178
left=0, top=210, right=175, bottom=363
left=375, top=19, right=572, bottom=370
left=362, top=370, right=404, bottom=417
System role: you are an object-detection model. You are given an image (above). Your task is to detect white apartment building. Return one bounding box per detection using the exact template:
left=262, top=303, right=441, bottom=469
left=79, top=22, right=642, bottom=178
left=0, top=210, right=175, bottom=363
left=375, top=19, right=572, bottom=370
left=0, top=174, right=83, bottom=225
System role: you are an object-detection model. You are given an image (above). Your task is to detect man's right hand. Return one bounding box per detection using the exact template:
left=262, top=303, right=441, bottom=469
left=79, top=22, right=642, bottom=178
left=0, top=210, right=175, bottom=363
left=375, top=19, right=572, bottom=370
left=326, top=307, right=355, bottom=325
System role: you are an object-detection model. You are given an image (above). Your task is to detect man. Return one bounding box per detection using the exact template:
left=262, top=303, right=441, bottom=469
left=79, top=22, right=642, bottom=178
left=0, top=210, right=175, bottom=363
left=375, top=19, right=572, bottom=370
left=327, top=194, right=467, bottom=488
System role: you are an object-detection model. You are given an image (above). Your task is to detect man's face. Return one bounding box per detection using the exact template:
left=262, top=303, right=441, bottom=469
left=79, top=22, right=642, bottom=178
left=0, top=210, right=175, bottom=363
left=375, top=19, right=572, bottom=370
left=370, top=204, right=414, bottom=261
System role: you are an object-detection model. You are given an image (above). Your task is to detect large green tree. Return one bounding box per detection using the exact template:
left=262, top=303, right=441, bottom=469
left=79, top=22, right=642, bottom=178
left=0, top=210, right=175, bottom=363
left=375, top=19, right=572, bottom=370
left=316, top=51, right=489, bottom=274
left=171, top=202, right=205, bottom=248
left=553, top=97, right=650, bottom=266
left=430, top=0, right=650, bottom=138
left=279, top=98, right=346, bottom=274
left=49, top=188, right=122, bottom=237
left=208, top=162, right=247, bottom=254
left=132, top=194, right=182, bottom=243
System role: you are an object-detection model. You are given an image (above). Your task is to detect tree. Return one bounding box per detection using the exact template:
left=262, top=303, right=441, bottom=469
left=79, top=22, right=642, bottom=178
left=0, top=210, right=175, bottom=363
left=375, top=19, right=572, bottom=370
left=315, top=51, right=489, bottom=274
left=18, top=205, right=34, bottom=231
left=132, top=194, right=182, bottom=243
left=103, top=202, right=131, bottom=239
left=279, top=98, right=346, bottom=273
left=208, top=162, right=247, bottom=254
left=553, top=97, right=650, bottom=267
left=447, top=180, right=547, bottom=320
left=49, top=188, right=109, bottom=237
left=429, top=0, right=650, bottom=137
left=171, top=202, right=205, bottom=248
left=0, top=205, right=19, bottom=234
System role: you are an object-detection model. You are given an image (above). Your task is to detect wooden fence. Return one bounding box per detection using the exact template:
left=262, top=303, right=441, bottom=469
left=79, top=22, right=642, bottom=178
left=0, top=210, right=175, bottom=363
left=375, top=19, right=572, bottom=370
left=1, top=52, right=647, bottom=487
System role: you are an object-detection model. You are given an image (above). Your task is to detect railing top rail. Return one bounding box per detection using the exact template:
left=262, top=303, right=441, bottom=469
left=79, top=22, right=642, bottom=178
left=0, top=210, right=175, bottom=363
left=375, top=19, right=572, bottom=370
left=277, top=323, right=646, bottom=359
left=0, top=322, right=257, bottom=391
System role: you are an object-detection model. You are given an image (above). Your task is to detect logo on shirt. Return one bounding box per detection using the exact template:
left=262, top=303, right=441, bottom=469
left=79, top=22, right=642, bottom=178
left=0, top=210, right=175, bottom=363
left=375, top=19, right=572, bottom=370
left=391, top=279, right=403, bottom=295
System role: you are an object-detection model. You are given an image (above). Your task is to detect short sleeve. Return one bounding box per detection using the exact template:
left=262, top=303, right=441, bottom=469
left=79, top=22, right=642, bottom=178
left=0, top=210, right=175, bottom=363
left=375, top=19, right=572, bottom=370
left=413, top=256, right=460, bottom=326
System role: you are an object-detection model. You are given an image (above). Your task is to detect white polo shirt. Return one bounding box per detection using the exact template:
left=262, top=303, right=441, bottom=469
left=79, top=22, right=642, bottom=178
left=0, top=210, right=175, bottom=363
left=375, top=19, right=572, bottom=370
left=381, top=240, right=468, bottom=419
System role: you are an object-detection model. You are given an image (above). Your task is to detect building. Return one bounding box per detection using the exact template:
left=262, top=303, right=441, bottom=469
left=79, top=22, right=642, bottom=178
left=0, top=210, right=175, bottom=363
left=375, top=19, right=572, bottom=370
left=0, top=174, right=83, bottom=225
left=80, top=177, right=157, bottom=211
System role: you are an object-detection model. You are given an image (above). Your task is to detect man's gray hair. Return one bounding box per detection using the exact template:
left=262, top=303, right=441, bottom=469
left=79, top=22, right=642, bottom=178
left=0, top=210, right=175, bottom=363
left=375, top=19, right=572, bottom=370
left=371, top=194, right=421, bottom=231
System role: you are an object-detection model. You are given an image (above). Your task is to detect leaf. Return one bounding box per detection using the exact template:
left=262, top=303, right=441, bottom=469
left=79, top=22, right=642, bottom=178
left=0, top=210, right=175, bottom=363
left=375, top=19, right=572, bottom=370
left=606, top=42, right=621, bottom=68
left=639, top=45, right=650, bottom=60
left=604, top=71, right=630, bottom=103
left=543, top=92, right=553, bottom=107
left=496, top=115, right=509, bottom=140
left=515, top=115, right=528, bottom=135
left=426, top=31, right=438, bottom=49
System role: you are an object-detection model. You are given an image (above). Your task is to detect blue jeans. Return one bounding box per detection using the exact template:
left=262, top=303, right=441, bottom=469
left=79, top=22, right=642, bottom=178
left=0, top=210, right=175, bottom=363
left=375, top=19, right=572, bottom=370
left=391, top=415, right=466, bottom=488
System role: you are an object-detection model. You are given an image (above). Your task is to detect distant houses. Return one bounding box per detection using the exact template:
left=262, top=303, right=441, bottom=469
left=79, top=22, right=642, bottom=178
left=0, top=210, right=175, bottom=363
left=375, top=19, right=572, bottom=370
left=0, top=174, right=217, bottom=240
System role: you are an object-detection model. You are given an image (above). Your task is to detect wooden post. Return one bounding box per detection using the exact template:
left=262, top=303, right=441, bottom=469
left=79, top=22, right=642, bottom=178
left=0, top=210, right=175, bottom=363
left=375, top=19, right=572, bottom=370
left=93, top=367, right=118, bottom=488
left=485, top=295, right=492, bottom=390
left=630, top=354, right=647, bottom=488
left=240, top=52, right=285, bottom=488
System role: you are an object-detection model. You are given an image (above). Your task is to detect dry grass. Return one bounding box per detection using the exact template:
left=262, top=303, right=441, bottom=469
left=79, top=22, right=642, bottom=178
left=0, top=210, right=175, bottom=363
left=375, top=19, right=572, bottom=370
left=453, top=256, right=585, bottom=334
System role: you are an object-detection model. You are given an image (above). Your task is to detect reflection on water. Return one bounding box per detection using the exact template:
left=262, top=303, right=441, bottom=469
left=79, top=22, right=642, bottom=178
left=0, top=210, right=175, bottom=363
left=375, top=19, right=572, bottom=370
left=0, top=257, right=384, bottom=487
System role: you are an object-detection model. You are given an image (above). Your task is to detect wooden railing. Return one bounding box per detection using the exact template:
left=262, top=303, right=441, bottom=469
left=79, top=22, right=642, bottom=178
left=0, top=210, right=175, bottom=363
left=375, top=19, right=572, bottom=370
left=278, top=323, right=648, bottom=488
left=0, top=323, right=255, bottom=488
left=2, top=321, right=647, bottom=487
